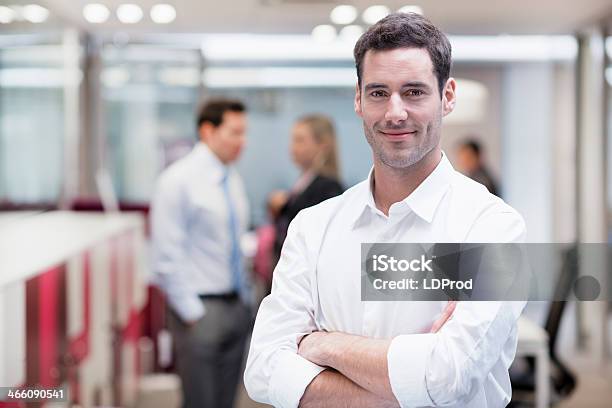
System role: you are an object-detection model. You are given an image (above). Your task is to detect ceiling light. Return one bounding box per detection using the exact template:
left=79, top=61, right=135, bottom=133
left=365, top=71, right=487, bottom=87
left=83, top=3, right=110, bottom=23
left=362, top=5, right=389, bottom=25
left=150, top=4, right=176, bottom=24
left=117, top=4, right=143, bottom=24
left=311, top=25, right=337, bottom=43
left=22, top=4, right=49, bottom=23
left=340, top=25, right=364, bottom=42
left=0, top=6, right=15, bottom=24
left=398, top=5, right=423, bottom=15
left=330, top=5, right=357, bottom=25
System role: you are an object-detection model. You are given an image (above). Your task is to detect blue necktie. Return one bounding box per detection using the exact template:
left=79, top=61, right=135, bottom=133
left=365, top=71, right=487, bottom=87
left=221, top=170, right=244, bottom=298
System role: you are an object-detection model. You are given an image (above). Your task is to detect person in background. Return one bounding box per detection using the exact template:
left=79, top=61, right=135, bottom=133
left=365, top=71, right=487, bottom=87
left=269, top=114, right=344, bottom=265
left=151, top=99, right=251, bottom=408
left=456, top=139, right=499, bottom=196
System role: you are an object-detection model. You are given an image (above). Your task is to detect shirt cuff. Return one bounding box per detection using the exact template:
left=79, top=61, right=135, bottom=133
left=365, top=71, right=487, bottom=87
left=387, top=333, right=436, bottom=408
left=168, top=293, right=206, bottom=323
left=269, top=350, right=326, bottom=408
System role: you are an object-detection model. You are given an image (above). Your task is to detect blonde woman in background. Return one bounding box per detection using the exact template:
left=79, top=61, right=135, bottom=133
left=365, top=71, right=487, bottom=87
left=269, top=114, right=344, bottom=270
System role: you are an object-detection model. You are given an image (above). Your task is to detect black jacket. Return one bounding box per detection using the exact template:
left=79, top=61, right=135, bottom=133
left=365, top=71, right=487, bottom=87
left=273, top=174, right=344, bottom=260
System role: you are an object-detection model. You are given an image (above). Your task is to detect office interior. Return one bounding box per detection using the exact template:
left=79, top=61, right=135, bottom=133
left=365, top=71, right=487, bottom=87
left=0, top=0, right=611, bottom=407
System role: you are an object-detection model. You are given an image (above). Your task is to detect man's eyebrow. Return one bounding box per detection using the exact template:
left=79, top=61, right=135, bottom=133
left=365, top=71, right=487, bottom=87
left=364, top=81, right=433, bottom=91
left=364, top=83, right=389, bottom=91
left=402, top=81, right=431, bottom=90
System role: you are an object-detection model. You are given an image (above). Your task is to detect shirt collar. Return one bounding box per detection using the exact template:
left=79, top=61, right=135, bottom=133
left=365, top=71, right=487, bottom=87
left=191, top=142, right=229, bottom=183
left=350, top=152, right=454, bottom=228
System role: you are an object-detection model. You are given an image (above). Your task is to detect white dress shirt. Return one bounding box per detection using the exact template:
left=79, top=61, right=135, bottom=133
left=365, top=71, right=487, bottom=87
left=151, top=142, right=250, bottom=322
left=244, top=152, right=526, bottom=408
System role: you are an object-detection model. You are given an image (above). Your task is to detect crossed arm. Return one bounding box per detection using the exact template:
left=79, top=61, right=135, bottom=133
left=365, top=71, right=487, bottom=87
left=297, top=302, right=456, bottom=408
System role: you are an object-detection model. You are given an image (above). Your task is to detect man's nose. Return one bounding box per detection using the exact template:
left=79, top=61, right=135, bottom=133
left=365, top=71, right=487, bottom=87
left=384, top=93, right=408, bottom=124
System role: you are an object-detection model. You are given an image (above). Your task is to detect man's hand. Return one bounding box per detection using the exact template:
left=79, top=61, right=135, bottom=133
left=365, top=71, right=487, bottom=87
left=429, top=301, right=457, bottom=333
left=185, top=319, right=199, bottom=327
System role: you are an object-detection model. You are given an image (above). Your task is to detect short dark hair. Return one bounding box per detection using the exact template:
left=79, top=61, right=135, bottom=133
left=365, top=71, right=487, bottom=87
left=353, top=12, right=452, bottom=96
left=460, top=139, right=482, bottom=157
left=196, top=98, right=245, bottom=129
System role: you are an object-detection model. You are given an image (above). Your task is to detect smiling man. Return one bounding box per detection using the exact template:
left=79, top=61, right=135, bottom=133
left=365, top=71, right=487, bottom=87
left=244, top=13, right=526, bottom=408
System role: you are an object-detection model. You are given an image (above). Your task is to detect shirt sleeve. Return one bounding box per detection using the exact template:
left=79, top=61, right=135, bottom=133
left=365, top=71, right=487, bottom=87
left=244, top=211, right=325, bottom=408
left=150, top=176, right=205, bottom=323
left=387, top=205, right=527, bottom=407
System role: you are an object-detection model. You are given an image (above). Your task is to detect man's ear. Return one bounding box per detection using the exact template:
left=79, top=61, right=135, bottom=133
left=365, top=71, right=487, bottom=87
left=198, top=122, right=214, bottom=143
left=442, top=78, right=456, bottom=117
left=354, top=83, right=363, bottom=118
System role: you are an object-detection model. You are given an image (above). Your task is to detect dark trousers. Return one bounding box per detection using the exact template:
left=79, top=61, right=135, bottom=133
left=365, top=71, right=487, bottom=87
left=169, top=297, right=251, bottom=408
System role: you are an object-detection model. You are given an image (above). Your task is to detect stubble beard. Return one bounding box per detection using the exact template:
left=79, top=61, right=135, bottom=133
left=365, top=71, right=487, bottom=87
left=363, top=118, right=441, bottom=170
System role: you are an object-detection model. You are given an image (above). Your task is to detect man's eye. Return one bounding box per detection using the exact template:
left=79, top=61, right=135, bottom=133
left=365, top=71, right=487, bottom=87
left=370, top=90, right=387, bottom=97
left=406, top=89, right=424, bottom=97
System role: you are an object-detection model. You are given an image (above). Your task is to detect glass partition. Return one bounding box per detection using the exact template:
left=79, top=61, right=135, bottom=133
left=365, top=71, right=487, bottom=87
left=101, top=44, right=202, bottom=202
left=0, top=40, right=66, bottom=205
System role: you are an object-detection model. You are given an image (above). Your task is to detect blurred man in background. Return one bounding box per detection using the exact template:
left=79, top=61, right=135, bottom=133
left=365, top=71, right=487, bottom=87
left=456, top=138, right=499, bottom=196
left=151, top=99, right=251, bottom=408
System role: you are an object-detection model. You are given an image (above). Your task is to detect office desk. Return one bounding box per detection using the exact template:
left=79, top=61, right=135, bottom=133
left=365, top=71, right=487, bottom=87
left=0, top=211, right=147, bottom=407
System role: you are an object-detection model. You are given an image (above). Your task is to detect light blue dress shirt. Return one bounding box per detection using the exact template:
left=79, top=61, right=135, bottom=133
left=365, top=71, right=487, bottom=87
left=151, top=142, right=250, bottom=323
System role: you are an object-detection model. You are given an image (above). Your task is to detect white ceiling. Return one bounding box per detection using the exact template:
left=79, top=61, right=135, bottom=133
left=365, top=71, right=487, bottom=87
left=31, top=0, right=612, bottom=35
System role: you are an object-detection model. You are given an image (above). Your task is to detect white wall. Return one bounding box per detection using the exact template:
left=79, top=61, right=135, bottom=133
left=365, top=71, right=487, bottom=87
left=502, top=63, right=555, bottom=242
